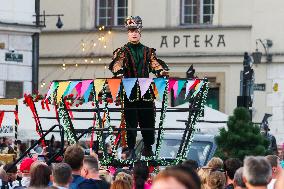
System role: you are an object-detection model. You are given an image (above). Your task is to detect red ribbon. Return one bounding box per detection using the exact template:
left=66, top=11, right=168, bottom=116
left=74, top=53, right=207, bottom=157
left=45, top=99, right=50, bottom=111
left=0, top=111, right=4, bottom=128
left=14, top=111, right=19, bottom=125
left=64, top=101, right=74, bottom=120
left=41, top=100, right=45, bottom=110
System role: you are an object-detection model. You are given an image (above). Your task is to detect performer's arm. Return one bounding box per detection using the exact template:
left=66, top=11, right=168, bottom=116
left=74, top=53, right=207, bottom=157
left=109, top=48, right=125, bottom=77
left=150, top=48, right=169, bottom=77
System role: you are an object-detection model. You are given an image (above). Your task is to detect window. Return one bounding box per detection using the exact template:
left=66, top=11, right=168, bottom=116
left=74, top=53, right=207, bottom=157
left=181, top=0, right=214, bottom=25
left=5, top=81, right=23, bottom=99
left=96, top=0, right=128, bottom=27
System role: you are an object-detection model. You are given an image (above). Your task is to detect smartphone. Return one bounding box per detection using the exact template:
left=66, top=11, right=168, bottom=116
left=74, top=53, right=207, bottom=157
left=37, top=155, right=45, bottom=162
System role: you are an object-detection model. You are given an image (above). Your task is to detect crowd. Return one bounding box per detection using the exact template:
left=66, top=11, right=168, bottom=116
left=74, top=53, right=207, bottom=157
left=0, top=137, right=284, bottom=189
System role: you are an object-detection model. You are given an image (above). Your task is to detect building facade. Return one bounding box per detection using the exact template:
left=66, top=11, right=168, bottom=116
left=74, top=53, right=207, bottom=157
left=0, top=0, right=39, bottom=99
left=39, top=0, right=284, bottom=144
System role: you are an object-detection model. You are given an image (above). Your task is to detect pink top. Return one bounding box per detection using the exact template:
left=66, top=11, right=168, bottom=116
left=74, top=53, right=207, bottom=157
left=132, top=182, right=151, bottom=189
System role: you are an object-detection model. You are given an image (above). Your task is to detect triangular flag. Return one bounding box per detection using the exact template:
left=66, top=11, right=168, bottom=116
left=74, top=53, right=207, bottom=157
left=173, top=80, right=186, bottom=99
left=154, top=78, right=167, bottom=101
left=46, top=82, right=59, bottom=100
left=122, top=78, right=137, bottom=99
left=56, top=81, right=70, bottom=103
left=94, top=79, right=106, bottom=99
left=138, top=78, right=153, bottom=98
left=83, top=84, right=93, bottom=102
left=64, top=81, right=80, bottom=97
left=80, top=80, right=93, bottom=97
left=185, top=79, right=196, bottom=99
left=75, top=82, right=82, bottom=97
left=107, top=79, right=121, bottom=100
left=168, top=79, right=177, bottom=92
left=192, top=81, right=204, bottom=97
left=0, top=111, right=4, bottom=128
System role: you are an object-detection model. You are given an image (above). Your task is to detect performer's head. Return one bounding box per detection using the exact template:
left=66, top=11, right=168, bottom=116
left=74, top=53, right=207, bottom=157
left=125, top=16, right=142, bottom=44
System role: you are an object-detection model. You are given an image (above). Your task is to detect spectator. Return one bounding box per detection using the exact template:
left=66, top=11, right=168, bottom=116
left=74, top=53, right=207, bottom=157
left=207, top=157, right=224, bottom=170
left=182, top=159, right=199, bottom=171
left=115, top=172, right=133, bottom=187
left=79, top=156, right=110, bottom=189
left=63, top=145, right=85, bottom=189
left=51, top=163, right=72, bottom=189
left=2, top=138, right=15, bottom=154
left=29, top=162, right=51, bottom=188
left=233, top=167, right=246, bottom=189
left=0, top=166, right=8, bottom=188
left=265, top=155, right=282, bottom=189
left=198, top=167, right=210, bottom=189
left=110, top=180, right=131, bottom=189
left=152, top=165, right=201, bottom=189
left=3, top=163, right=17, bottom=188
left=18, top=157, right=36, bottom=188
left=133, top=161, right=150, bottom=189
left=224, top=158, right=242, bottom=189
left=243, top=156, right=272, bottom=189
left=206, top=171, right=226, bottom=189
left=99, top=170, right=113, bottom=184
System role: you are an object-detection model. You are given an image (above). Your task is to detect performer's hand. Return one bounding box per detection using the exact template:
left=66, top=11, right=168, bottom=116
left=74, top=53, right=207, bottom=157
left=160, top=70, right=169, bottom=77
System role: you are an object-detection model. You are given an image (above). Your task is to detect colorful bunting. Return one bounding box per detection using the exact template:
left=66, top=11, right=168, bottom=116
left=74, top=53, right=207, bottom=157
left=173, top=80, right=187, bottom=99
left=0, top=111, right=4, bottom=128
left=107, top=79, right=121, bottom=99
left=75, top=82, right=82, bottom=97
left=83, top=84, right=93, bottom=102
left=64, top=81, right=80, bottom=97
left=192, top=80, right=204, bottom=97
left=94, top=79, right=106, bottom=99
left=185, top=79, right=197, bottom=99
left=154, top=78, right=167, bottom=100
left=57, top=81, right=70, bottom=103
left=80, top=80, right=93, bottom=98
left=46, top=82, right=59, bottom=100
left=168, top=79, right=177, bottom=92
left=138, top=78, right=153, bottom=98
left=122, top=78, right=137, bottom=99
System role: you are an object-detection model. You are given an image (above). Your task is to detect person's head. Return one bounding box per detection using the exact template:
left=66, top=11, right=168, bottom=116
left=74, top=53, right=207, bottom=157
left=0, top=166, right=8, bottom=182
left=125, top=16, right=142, bottom=44
left=265, top=155, right=282, bottom=179
left=81, top=156, right=99, bottom=178
left=234, top=167, right=246, bottom=189
left=115, top=172, right=133, bottom=187
left=182, top=159, right=199, bottom=171
left=63, top=145, right=84, bottom=171
left=20, top=158, right=36, bottom=176
left=3, top=163, right=17, bottom=182
left=51, top=163, right=72, bottom=187
left=198, top=167, right=211, bottom=189
left=152, top=165, right=201, bottom=189
left=224, top=158, right=242, bottom=181
left=30, top=162, right=51, bottom=187
left=128, top=29, right=141, bottom=43
left=207, top=157, right=224, bottom=170
left=133, top=161, right=149, bottom=189
left=243, top=156, right=272, bottom=187
left=111, top=180, right=132, bottom=189
left=99, top=170, right=113, bottom=184
left=206, top=171, right=226, bottom=189
left=121, top=147, right=131, bottom=160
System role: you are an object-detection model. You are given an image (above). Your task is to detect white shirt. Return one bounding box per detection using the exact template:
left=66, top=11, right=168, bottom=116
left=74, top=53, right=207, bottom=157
left=267, top=179, right=276, bottom=189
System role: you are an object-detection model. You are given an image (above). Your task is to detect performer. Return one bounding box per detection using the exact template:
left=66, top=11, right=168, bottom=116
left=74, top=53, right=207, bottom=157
left=109, top=16, right=169, bottom=157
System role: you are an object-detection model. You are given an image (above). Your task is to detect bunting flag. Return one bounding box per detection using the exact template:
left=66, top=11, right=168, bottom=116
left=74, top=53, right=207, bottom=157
left=94, top=79, right=106, bottom=99
left=192, top=80, right=204, bottom=97
left=56, top=81, right=70, bottom=103
left=173, top=80, right=187, bottom=99
left=14, top=111, right=19, bottom=125
left=80, top=80, right=93, bottom=98
left=168, top=79, right=177, bottom=92
left=64, top=81, right=80, bottom=97
left=185, top=79, right=197, bottom=99
left=75, top=82, right=82, bottom=97
left=122, top=78, right=137, bottom=99
left=107, top=79, right=121, bottom=99
left=154, top=78, right=167, bottom=100
left=45, top=82, right=59, bottom=100
left=0, top=111, right=4, bottom=128
left=138, top=78, right=153, bottom=98
left=83, top=84, right=93, bottom=102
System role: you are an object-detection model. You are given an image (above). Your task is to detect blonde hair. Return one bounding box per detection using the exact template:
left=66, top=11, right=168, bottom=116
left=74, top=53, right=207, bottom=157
left=111, top=180, right=132, bottom=189
left=99, top=170, right=113, bottom=184
left=198, top=167, right=210, bottom=189
left=207, top=157, right=223, bottom=170
left=207, top=171, right=226, bottom=189
left=115, top=172, right=133, bottom=187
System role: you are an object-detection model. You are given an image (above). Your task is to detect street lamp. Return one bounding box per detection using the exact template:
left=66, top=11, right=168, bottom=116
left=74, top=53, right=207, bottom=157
left=33, top=10, right=64, bottom=29
left=252, top=39, right=273, bottom=64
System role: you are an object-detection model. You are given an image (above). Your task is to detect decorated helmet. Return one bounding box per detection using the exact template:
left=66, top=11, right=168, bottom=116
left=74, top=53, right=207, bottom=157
left=125, top=16, right=143, bottom=30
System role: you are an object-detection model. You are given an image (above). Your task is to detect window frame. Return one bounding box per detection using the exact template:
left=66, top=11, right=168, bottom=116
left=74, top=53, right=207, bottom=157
left=180, top=0, right=214, bottom=25
left=5, top=81, right=23, bottom=99
left=96, top=0, right=128, bottom=27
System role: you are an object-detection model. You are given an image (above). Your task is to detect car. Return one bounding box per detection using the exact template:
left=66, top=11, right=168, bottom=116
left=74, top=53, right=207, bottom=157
left=134, top=132, right=217, bottom=167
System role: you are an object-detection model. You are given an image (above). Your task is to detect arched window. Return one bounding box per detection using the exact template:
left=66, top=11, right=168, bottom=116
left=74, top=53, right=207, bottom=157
left=181, top=0, right=214, bottom=25
left=96, top=0, right=128, bottom=27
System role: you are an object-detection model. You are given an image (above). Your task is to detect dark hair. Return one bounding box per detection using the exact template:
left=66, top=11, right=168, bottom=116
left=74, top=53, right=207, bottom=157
left=182, top=159, right=199, bottom=170
left=133, top=161, right=149, bottom=189
left=154, top=165, right=201, bottom=189
left=30, top=163, right=51, bottom=187
left=52, top=163, right=72, bottom=186
left=63, top=145, right=84, bottom=170
left=3, top=163, right=17, bottom=174
left=83, top=156, right=99, bottom=172
left=224, top=158, right=242, bottom=180
left=265, top=155, right=280, bottom=167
